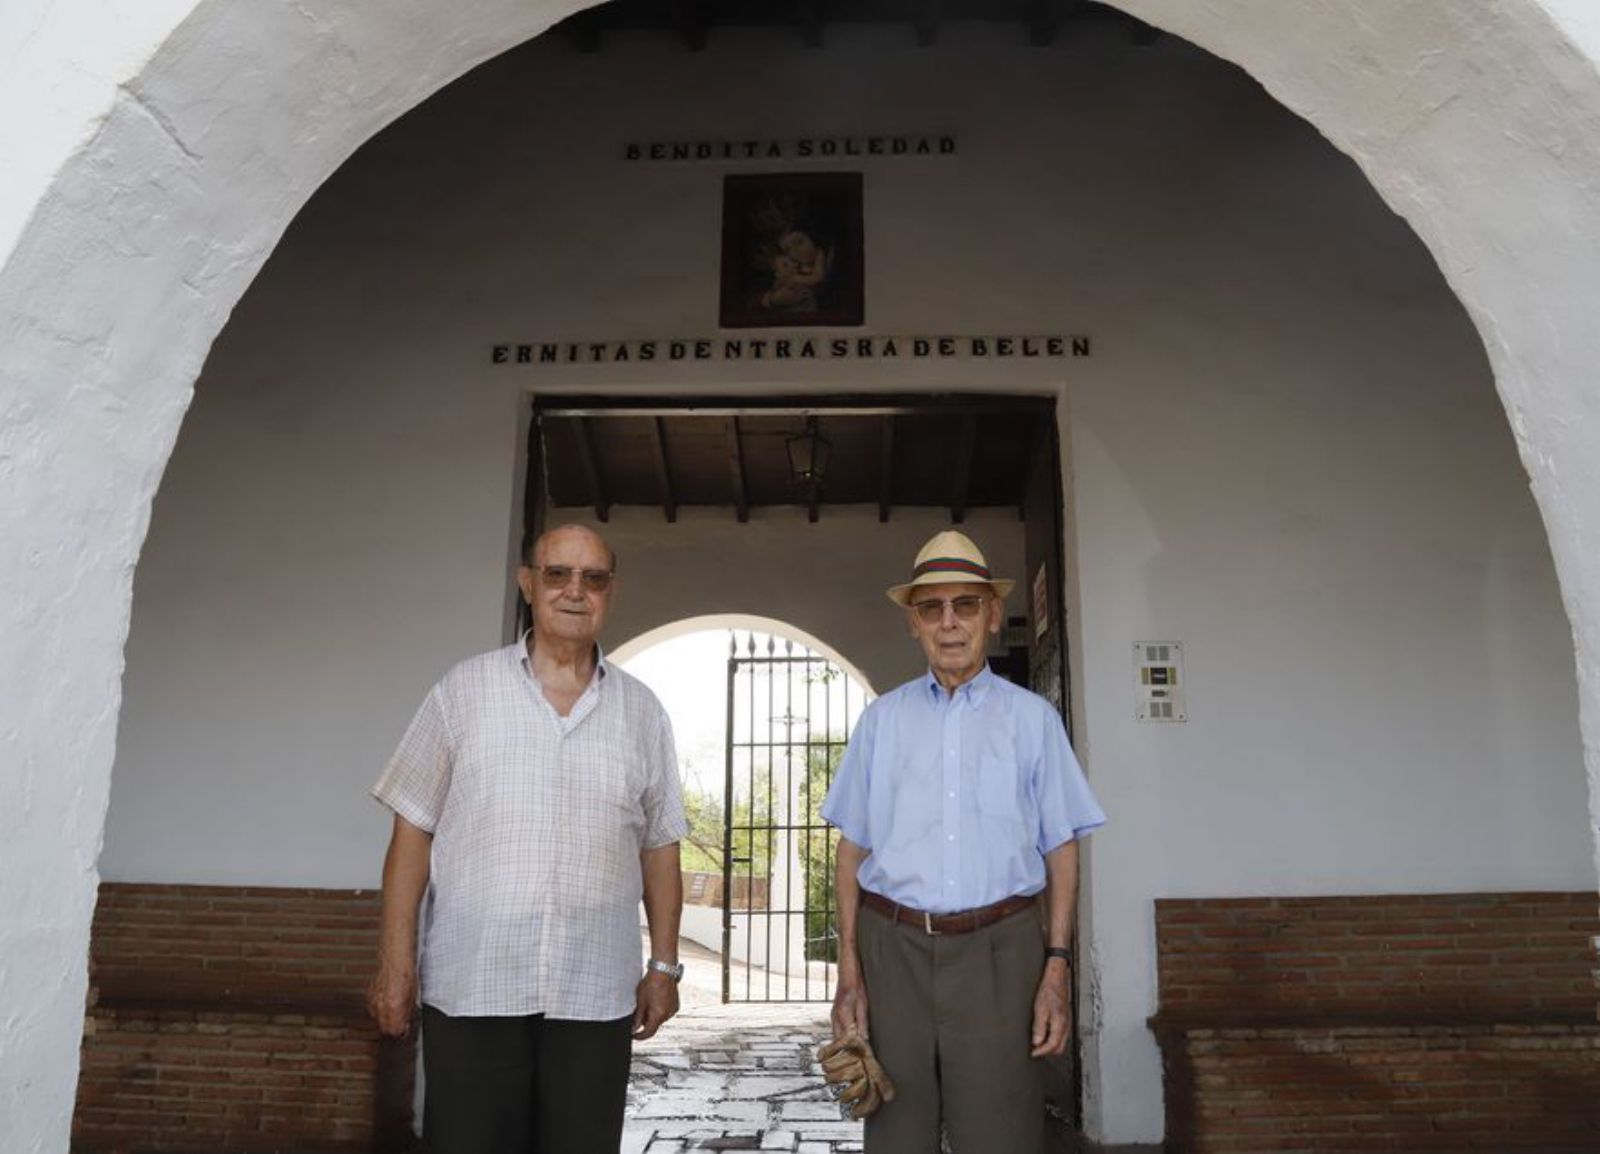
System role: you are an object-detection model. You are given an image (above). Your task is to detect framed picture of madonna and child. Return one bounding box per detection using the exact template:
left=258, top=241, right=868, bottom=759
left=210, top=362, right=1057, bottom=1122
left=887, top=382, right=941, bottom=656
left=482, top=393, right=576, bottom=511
left=719, top=172, right=864, bottom=328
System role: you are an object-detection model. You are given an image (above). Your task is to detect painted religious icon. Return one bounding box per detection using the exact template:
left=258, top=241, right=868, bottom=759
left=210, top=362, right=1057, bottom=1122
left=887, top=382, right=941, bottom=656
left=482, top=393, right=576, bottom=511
left=719, top=173, right=864, bottom=328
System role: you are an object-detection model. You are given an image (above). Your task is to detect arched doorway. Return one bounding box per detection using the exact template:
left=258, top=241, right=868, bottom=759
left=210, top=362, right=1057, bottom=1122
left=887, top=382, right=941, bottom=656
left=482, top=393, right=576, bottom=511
left=5, top=3, right=1600, bottom=1150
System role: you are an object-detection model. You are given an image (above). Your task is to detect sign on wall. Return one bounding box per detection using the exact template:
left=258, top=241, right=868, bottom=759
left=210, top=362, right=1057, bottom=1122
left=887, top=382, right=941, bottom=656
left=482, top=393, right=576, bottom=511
left=490, top=334, right=1090, bottom=366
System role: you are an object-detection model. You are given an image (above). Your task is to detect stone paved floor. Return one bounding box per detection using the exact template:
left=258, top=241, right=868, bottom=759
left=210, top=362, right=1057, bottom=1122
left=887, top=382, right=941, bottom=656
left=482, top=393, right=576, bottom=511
left=624, top=936, right=861, bottom=1153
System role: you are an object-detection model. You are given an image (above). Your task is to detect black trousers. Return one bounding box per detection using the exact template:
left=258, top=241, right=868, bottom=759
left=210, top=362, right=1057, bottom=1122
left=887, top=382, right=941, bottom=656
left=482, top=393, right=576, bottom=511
left=420, top=1005, right=633, bottom=1154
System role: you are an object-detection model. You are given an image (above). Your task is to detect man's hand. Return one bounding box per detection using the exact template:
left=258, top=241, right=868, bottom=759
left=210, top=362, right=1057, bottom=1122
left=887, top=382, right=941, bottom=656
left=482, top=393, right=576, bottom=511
left=831, top=961, right=870, bottom=1041
left=633, top=970, right=680, bottom=1040
left=1029, top=960, right=1071, bottom=1057
left=367, top=960, right=418, bottom=1037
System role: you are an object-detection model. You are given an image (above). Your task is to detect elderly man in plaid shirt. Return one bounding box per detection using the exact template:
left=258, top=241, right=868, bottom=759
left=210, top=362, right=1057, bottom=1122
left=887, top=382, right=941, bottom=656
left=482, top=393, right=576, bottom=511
left=367, top=524, right=687, bottom=1154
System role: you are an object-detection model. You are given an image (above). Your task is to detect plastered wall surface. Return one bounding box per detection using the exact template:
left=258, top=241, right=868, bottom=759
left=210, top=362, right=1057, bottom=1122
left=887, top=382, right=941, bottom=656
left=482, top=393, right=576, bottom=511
left=7, top=1, right=1600, bottom=1149
left=99, top=28, right=1591, bottom=1143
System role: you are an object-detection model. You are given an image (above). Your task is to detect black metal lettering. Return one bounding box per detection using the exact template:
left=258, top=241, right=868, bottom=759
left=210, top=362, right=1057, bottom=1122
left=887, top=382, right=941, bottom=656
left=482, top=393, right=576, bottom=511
left=882, top=339, right=898, bottom=357
left=672, top=143, right=689, bottom=161
left=492, top=345, right=508, bottom=364
left=589, top=343, right=606, bottom=361
left=697, top=143, right=713, bottom=159
left=845, top=139, right=861, bottom=156
left=857, top=338, right=873, bottom=357
left=971, top=338, right=988, bottom=356
left=776, top=340, right=792, bottom=359
left=695, top=340, right=712, bottom=359
left=516, top=345, right=532, bottom=363
left=749, top=340, right=767, bottom=359
left=670, top=342, right=687, bottom=361
left=624, top=144, right=641, bottom=161
left=892, top=138, right=908, bottom=155
left=914, top=339, right=931, bottom=356
left=540, top=344, right=558, bottom=364
left=821, top=140, right=837, bottom=156
left=940, top=136, right=957, bottom=154
left=1022, top=338, right=1039, bottom=357
left=800, top=340, right=817, bottom=358
left=830, top=339, right=848, bottom=357
left=797, top=140, right=814, bottom=157
left=1046, top=338, right=1064, bottom=357
left=868, top=138, right=884, bottom=155
left=614, top=343, right=630, bottom=361
left=916, top=139, right=932, bottom=155
left=1072, top=337, right=1091, bottom=357
left=996, top=338, right=1014, bottom=357
left=639, top=342, right=656, bottom=361
left=650, top=144, right=665, bottom=160
left=938, top=338, right=956, bottom=356
left=725, top=340, right=743, bottom=359
left=766, top=142, right=783, bottom=158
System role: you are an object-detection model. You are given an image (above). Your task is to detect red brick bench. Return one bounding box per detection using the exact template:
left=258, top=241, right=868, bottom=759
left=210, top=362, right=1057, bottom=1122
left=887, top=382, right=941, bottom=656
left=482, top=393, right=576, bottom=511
left=1149, top=892, right=1600, bottom=1153
left=73, top=884, right=415, bottom=1153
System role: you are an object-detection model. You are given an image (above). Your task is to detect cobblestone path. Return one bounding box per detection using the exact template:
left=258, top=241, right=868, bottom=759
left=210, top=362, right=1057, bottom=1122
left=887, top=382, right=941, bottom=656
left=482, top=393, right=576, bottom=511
left=625, top=1002, right=861, bottom=1153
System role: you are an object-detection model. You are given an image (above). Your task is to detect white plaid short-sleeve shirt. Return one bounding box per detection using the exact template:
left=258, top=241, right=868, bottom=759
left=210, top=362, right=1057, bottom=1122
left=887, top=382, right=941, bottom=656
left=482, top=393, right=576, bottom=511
left=372, top=637, right=687, bottom=1020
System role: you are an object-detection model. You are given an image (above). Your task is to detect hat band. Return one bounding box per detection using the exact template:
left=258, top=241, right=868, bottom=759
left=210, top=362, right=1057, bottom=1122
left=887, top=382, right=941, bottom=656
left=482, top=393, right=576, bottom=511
left=912, top=556, right=992, bottom=581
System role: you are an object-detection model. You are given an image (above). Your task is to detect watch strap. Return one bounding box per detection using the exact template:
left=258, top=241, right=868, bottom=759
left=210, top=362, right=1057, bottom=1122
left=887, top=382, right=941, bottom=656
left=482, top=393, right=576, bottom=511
left=1045, top=946, right=1073, bottom=964
left=647, top=957, right=685, bottom=982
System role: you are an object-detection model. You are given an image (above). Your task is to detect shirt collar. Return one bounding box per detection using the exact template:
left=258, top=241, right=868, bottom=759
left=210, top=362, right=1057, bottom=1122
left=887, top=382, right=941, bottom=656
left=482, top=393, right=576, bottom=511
left=516, top=629, right=609, bottom=684
left=922, top=661, right=996, bottom=705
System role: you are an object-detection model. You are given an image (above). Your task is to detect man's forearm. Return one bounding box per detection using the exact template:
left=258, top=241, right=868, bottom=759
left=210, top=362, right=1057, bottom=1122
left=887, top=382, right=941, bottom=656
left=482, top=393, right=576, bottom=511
left=835, top=838, right=867, bottom=971
left=1042, top=839, right=1079, bottom=951
left=641, top=842, right=683, bottom=963
left=378, top=815, right=432, bottom=968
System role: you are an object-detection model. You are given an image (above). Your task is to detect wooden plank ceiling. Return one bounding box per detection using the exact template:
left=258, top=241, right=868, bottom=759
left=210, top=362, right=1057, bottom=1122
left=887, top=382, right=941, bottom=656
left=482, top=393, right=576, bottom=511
left=553, top=0, right=1160, bottom=53
left=537, top=397, right=1052, bottom=523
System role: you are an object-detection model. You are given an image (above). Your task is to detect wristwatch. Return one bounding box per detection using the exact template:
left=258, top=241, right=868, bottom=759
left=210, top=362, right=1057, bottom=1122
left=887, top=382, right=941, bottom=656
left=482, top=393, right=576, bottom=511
left=646, top=957, right=685, bottom=982
left=1045, top=946, right=1073, bottom=965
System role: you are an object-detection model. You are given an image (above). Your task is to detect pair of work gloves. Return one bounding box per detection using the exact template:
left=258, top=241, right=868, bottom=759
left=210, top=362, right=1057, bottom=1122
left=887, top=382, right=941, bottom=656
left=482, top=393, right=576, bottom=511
left=817, top=1030, right=897, bottom=1119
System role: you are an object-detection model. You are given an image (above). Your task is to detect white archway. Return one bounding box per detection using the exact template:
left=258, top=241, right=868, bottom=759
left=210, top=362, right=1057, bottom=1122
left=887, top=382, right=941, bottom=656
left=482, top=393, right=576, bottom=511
left=4, top=1, right=1600, bottom=1148
left=611, top=613, right=877, bottom=697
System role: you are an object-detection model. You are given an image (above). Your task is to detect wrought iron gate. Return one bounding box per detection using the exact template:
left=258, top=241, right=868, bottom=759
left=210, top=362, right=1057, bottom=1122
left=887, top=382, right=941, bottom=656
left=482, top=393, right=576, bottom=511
left=722, top=632, right=862, bottom=1003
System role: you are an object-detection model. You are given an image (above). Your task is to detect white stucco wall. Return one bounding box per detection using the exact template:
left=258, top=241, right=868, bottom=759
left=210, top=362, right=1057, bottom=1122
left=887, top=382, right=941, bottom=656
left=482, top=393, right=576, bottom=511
left=7, top=2, right=1600, bottom=1151
left=95, top=27, right=1592, bottom=1144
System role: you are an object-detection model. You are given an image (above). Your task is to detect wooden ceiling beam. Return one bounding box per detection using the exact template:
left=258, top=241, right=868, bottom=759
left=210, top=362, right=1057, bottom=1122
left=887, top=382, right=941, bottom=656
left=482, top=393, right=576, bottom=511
left=724, top=416, right=750, bottom=523
left=574, top=418, right=609, bottom=522
left=1129, top=15, right=1162, bottom=45
left=878, top=415, right=896, bottom=523
left=1026, top=0, right=1059, bottom=47
left=951, top=413, right=977, bottom=524
left=673, top=0, right=709, bottom=52
left=563, top=9, right=603, bottom=54
left=799, top=0, right=825, bottom=48
left=650, top=417, right=677, bottom=523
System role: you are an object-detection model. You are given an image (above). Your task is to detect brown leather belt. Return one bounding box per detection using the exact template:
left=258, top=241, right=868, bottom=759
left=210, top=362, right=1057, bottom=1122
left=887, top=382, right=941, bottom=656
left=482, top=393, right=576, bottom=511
left=860, top=889, right=1037, bottom=936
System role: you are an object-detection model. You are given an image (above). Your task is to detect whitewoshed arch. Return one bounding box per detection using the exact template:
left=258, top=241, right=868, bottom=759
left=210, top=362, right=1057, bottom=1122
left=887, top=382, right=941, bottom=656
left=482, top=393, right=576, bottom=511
left=2, top=1, right=1600, bottom=1148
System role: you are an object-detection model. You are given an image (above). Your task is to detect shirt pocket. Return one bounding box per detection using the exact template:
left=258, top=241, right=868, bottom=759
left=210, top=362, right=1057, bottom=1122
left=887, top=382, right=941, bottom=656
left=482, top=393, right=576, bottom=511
left=974, top=743, right=1028, bottom=845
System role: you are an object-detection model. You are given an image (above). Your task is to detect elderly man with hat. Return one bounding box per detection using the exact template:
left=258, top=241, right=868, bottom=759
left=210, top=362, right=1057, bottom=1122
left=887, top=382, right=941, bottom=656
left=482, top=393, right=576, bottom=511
left=820, top=530, right=1105, bottom=1153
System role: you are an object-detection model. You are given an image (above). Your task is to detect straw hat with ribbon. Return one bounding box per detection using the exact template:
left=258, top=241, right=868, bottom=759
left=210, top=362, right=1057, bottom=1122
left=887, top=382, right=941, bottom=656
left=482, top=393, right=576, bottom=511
left=885, top=530, right=1015, bottom=607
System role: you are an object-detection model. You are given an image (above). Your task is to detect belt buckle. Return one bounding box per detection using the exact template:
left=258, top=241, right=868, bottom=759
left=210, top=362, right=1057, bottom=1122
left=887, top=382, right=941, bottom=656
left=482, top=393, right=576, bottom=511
left=924, top=910, right=941, bottom=936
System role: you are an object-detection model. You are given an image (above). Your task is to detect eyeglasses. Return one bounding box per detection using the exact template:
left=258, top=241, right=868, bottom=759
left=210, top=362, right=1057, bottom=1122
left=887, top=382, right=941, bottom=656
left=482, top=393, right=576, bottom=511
left=537, top=565, right=615, bottom=593
left=909, top=595, right=989, bottom=624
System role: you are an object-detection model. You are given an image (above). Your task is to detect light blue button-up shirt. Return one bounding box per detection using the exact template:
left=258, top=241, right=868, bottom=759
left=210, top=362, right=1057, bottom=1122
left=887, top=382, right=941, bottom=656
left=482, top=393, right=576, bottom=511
left=820, top=665, right=1105, bottom=913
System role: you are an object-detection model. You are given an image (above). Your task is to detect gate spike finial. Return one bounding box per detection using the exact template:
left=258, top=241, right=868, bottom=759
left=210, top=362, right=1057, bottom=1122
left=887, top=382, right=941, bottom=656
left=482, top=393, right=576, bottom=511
left=785, top=638, right=794, bottom=656
left=766, top=634, right=775, bottom=655
left=729, top=631, right=737, bottom=657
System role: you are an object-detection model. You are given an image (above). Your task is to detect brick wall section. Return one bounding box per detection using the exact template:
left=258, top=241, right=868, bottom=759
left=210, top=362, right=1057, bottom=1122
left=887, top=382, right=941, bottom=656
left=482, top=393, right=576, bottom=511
left=1155, top=892, right=1600, bottom=1023
left=1150, top=893, right=1600, bottom=1154
left=74, top=884, right=414, bottom=1153
left=1170, top=1024, right=1600, bottom=1154
left=88, top=883, right=382, bottom=1008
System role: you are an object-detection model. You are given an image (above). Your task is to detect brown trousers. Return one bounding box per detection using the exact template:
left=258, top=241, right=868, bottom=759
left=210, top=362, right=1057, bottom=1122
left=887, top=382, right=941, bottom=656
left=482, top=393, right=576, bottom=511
left=858, top=902, right=1047, bottom=1154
